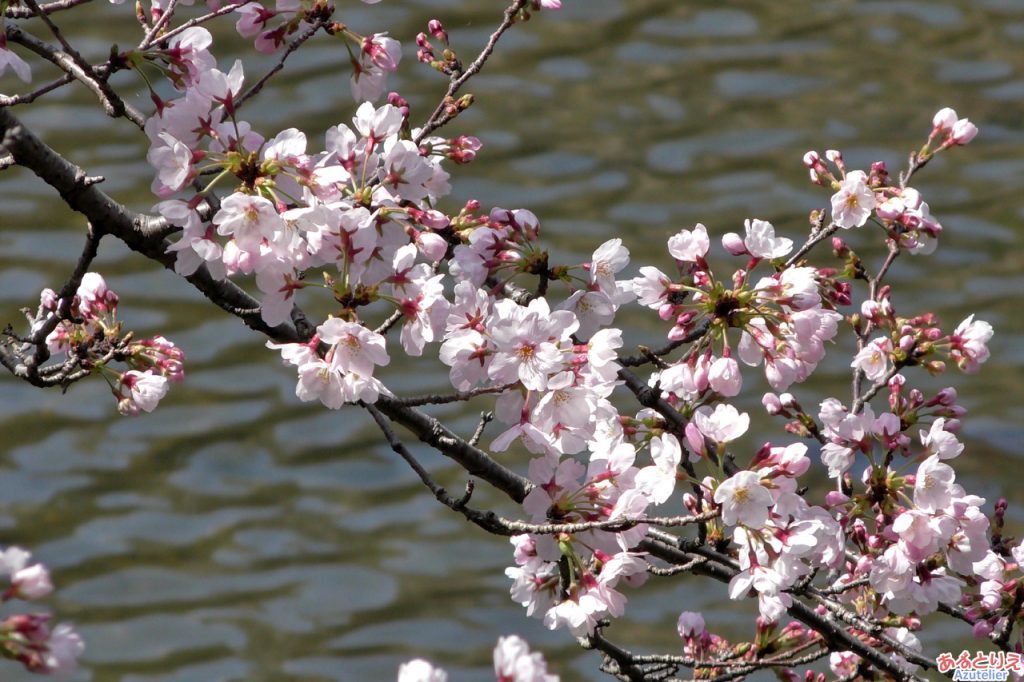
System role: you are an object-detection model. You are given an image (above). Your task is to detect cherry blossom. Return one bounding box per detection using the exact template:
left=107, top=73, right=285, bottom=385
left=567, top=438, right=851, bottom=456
left=397, top=659, right=447, bottom=682
left=692, top=403, right=749, bottom=445
left=714, top=471, right=772, bottom=528
left=0, top=547, right=52, bottom=601
left=920, top=417, right=964, bottom=460
left=493, top=635, right=560, bottom=682
left=949, top=314, right=993, bottom=372
left=667, top=223, right=709, bottom=263
left=830, top=170, right=876, bottom=228
left=851, top=336, right=892, bottom=381
left=738, top=219, right=792, bottom=259
left=118, top=370, right=170, bottom=415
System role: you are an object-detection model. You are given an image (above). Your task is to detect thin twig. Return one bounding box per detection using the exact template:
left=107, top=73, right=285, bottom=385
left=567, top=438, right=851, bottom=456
left=235, top=18, right=328, bottom=111
left=784, top=214, right=835, bottom=268
left=5, top=23, right=145, bottom=127
left=392, top=382, right=517, bottom=407
left=156, top=2, right=249, bottom=45
left=139, top=0, right=180, bottom=50
left=619, top=319, right=711, bottom=367
left=0, top=73, right=76, bottom=107
left=4, top=0, right=92, bottom=19
left=468, top=411, right=493, bottom=447
left=414, top=0, right=530, bottom=144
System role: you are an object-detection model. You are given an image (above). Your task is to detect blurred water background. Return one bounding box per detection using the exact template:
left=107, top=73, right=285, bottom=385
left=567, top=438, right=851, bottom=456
left=2, top=0, right=1024, bottom=679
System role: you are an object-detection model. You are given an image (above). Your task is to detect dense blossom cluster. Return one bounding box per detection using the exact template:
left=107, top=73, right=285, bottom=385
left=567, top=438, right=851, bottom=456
left=31, top=273, right=183, bottom=415
left=0, top=547, right=82, bottom=675
left=1, top=0, right=1016, bottom=677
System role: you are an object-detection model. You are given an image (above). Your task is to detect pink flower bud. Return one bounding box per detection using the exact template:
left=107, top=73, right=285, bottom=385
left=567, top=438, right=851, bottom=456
left=708, top=356, right=741, bottom=397
left=417, top=232, right=448, bottom=262
left=427, top=19, right=447, bottom=43
left=721, top=232, right=747, bottom=256
left=932, top=107, right=958, bottom=131
left=40, top=288, right=58, bottom=310
left=802, top=150, right=820, bottom=167
left=972, top=620, right=994, bottom=638
left=951, top=118, right=978, bottom=145
left=684, top=422, right=705, bottom=456
left=825, top=490, right=849, bottom=508
left=12, top=564, right=53, bottom=600
left=762, top=392, right=783, bottom=415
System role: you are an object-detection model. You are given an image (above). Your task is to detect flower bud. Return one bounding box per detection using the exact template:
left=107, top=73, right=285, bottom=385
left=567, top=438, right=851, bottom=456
left=10, top=564, right=53, bottom=601
left=721, top=232, right=746, bottom=256
left=825, top=490, right=849, bottom=508
left=427, top=19, right=448, bottom=44
left=972, top=620, right=994, bottom=638
left=951, top=118, right=978, bottom=145
left=932, top=107, right=957, bottom=131
left=40, top=288, right=58, bottom=310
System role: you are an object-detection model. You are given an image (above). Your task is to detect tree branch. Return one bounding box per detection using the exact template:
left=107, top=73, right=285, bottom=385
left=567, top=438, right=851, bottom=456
left=414, top=0, right=530, bottom=144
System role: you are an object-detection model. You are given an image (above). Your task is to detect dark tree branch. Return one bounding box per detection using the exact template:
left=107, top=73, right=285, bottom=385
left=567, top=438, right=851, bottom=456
left=0, top=107, right=299, bottom=341
left=619, top=320, right=710, bottom=367
left=4, top=0, right=92, bottom=18
left=9, top=8, right=144, bottom=127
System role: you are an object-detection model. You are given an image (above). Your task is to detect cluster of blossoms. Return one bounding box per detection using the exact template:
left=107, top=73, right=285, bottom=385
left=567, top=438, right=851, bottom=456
left=31, top=272, right=183, bottom=415
left=5, top=0, right=1018, bottom=673
left=0, top=547, right=83, bottom=676
left=397, top=635, right=558, bottom=682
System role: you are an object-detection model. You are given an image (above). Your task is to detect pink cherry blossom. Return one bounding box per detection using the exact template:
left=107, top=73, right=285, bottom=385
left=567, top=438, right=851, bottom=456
left=742, top=219, right=792, bottom=259
left=692, top=403, right=749, bottom=444
left=949, top=314, right=993, bottom=373
left=319, top=318, right=390, bottom=377
left=913, top=455, right=956, bottom=513
left=708, top=355, right=741, bottom=397
left=851, top=336, right=892, bottom=381
left=932, top=107, right=958, bottom=131
left=635, top=433, right=681, bottom=504
left=714, top=470, right=772, bottom=527
left=493, top=635, right=559, bottom=682
left=677, top=611, right=704, bottom=638
left=830, top=170, right=876, bottom=229
left=397, top=659, right=448, bottom=682
left=43, top=623, right=85, bottom=676
left=589, top=238, right=630, bottom=292
left=0, top=547, right=53, bottom=601
left=214, top=193, right=283, bottom=250
left=950, top=118, right=978, bottom=145
left=920, top=418, right=963, bottom=460
left=667, top=223, right=709, bottom=262
left=118, top=370, right=170, bottom=414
